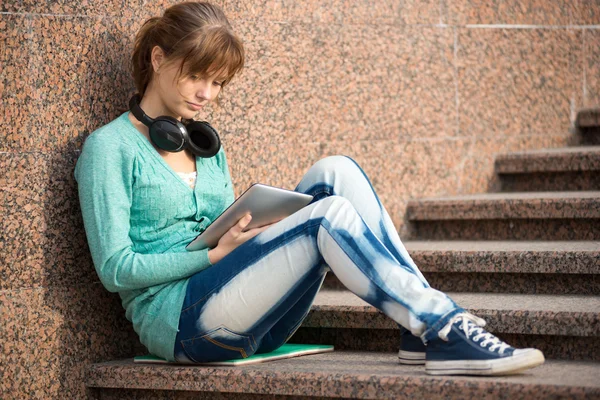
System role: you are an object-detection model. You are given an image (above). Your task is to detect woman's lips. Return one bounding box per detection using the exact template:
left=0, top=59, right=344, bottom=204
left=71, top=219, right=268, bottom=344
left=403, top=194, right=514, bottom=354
left=187, top=102, right=203, bottom=110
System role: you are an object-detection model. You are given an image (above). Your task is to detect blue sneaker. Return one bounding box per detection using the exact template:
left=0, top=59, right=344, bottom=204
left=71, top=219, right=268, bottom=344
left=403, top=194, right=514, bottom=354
left=425, top=313, right=545, bottom=376
left=398, top=328, right=426, bottom=365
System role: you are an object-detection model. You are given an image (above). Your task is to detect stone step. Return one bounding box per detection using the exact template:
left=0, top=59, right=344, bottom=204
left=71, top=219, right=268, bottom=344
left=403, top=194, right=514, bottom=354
left=406, top=191, right=600, bottom=240
left=495, top=147, right=600, bottom=192
left=576, top=108, right=600, bottom=145
left=323, top=241, right=600, bottom=294
left=86, top=353, right=600, bottom=399
left=291, top=289, right=600, bottom=361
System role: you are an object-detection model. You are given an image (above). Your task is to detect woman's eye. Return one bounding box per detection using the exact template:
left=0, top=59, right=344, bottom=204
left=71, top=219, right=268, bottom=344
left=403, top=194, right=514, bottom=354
left=214, top=81, right=223, bottom=87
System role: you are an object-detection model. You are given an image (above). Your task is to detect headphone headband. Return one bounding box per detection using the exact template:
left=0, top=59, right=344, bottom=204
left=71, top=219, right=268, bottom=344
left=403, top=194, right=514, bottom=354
left=128, top=93, right=156, bottom=127
left=128, top=93, right=221, bottom=158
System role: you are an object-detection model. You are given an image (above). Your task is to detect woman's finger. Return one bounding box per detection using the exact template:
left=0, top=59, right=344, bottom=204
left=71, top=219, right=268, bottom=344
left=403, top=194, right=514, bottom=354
left=231, top=213, right=252, bottom=235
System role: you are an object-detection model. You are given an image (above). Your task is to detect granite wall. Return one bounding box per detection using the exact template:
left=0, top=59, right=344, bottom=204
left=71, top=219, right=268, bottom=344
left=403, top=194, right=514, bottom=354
left=1, top=0, right=598, bottom=398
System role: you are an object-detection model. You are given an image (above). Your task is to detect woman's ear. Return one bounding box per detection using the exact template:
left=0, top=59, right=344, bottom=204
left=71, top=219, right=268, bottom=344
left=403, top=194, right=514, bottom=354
left=151, top=45, right=165, bottom=73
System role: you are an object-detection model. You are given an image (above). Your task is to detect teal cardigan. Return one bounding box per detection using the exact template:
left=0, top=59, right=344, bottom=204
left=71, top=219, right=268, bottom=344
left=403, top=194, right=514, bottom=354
left=74, top=111, right=235, bottom=361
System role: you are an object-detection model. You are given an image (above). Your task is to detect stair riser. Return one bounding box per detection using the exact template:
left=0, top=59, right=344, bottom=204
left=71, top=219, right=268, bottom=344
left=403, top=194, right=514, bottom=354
left=408, top=219, right=600, bottom=240
left=301, top=308, right=598, bottom=337
left=323, top=274, right=599, bottom=295
left=89, top=366, right=600, bottom=400
left=499, top=172, right=600, bottom=192
left=425, top=273, right=599, bottom=295
left=290, top=328, right=600, bottom=362
left=577, top=128, right=600, bottom=145
left=89, top=388, right=304, bottom=399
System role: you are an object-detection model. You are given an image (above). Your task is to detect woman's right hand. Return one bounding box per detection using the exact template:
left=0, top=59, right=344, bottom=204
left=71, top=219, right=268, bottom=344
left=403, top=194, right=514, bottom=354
left=207, top=213, right=276, bottom=264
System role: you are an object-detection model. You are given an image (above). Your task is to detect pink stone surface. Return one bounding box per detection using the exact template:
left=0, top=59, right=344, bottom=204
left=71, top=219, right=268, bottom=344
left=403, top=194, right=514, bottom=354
left=0, top=285, right=146, bottom=399
left=456, top=28, right=583, bottom=138
left=445, top=0, right=579, bottom=25
left=1, top=0, right=597, bottom=399
left=585, top=29, right=600, bottom=108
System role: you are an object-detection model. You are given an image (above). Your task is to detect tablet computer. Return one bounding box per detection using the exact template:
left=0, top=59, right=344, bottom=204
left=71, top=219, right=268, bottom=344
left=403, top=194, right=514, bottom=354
left=186, top=183, right=314, bottom=251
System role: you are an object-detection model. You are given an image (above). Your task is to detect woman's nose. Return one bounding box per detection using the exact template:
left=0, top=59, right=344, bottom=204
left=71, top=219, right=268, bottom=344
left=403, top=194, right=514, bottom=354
left=196, top=82, right=212, bottom=101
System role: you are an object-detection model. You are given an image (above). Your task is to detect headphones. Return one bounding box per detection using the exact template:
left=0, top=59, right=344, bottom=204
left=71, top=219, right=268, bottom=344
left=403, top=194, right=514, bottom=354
left=128, top=93, right=221, bottom=158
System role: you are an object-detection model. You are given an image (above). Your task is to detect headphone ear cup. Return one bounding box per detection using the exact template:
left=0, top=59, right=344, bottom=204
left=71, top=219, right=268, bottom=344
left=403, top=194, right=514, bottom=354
left=185, top=120, right=221, bottom=158
left=149, top=116, right=187, bottom=152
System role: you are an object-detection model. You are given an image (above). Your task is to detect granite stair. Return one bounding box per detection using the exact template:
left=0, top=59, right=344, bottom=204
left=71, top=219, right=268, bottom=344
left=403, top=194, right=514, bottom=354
left=405, top=191, right=600, bottom=240
left=495, top=147, right=600, bottom=192
left=87, top=354, right=600, bottom=399
left=291, top=288, right=600, bottom=362
left=576, top=108, right=600, bottom=145
left=86, top=109, right=600, bottom=398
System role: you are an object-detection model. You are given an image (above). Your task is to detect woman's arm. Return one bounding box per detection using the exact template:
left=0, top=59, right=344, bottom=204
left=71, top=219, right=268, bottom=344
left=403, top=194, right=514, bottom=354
left=74, top=134, right=213, bottom=293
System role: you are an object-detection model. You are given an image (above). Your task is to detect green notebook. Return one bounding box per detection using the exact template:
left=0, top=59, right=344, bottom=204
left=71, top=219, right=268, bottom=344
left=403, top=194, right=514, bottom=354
left=133, top=343, right=334, bottom=366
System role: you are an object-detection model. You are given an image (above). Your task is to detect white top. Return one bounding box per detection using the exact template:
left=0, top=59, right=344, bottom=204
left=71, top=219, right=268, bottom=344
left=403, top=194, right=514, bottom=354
left=176, top=171, right=197, bottom=189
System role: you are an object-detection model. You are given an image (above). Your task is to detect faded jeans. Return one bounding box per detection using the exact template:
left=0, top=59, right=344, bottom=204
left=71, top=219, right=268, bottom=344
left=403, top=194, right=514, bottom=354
left=173, top=155, right=464, bottom=363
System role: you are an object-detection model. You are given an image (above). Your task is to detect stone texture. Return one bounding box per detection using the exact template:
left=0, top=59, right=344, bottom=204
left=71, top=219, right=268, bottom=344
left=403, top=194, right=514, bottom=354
left=403, top=240, right=600, bottom=274
left=89, top=389, right=307, bottom=400
left=1, top=0, right=141, bottom=15
left=201, top=22, right=457, bottom=143
left=495, top=147, right=600, bottom=173
left=585, top=30, right=600, bottom=108
left=86, top=354, right=600, bottom=399
left=576, top=0, right=600, bottom=25
left=0, top=285, right=146, bottom=400
left=0, top=15, right=34, bottom=152
left=407, top=191, right=600, bottom=220
left=500, top=171, right=600, bottom=192
left=0, top=15, right=112, bottom=153
left=409, top=219, right=600, bottom=240
left=457, top=134, right=575, bottom=195
left=303, top=289, right=600, bottom=337
left=281, top=0, right=441, bottom=25
left=0, top=151, right=95, bottom=291
left=424, top=272, right=599, bottom=295
left=577, top=109, right=600, bottom=128
left=456, top=28, right=583, bottom=137
left=444, top=0, right=579, bottom=25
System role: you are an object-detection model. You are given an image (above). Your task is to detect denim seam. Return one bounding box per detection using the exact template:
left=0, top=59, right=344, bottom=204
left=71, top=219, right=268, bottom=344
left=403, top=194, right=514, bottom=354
left=181, top=325, right=256, bottom=358
left=284, top=305, right=314, bottom=343
left=203, top=336, right=249, bottom=358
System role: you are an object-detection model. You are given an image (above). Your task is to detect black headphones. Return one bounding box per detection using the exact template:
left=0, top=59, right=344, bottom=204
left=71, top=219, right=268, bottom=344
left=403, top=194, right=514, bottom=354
left=128, top=93, right=221, bottom=158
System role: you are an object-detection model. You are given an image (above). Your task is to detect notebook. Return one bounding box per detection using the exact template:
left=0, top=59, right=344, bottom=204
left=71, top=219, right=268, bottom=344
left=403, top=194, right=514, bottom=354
left=133, top=343, right=334, bottom=366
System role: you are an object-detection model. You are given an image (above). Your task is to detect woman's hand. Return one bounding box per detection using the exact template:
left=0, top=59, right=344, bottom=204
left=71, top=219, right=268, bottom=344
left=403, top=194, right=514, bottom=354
left=207, top=213, right=278, bottom=264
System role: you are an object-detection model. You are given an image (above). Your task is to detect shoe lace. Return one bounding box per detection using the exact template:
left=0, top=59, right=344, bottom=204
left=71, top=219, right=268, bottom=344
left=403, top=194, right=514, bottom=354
left=438, top=313, right=511, bottom=355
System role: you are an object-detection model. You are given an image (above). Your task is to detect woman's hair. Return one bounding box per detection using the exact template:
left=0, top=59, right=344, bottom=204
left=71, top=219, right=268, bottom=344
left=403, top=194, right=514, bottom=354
left=131, top=1, right=244, bottom=106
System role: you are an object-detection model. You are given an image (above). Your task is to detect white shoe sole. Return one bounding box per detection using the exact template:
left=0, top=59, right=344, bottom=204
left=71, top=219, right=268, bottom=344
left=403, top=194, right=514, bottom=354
left=425, top=349, right=545, bottom=376
left=398, top=350, right=426, bottom=365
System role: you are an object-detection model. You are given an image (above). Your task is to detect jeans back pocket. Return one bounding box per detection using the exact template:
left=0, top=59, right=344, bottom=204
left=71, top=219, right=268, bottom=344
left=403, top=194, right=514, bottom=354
left=180, top=326, right=257, bottom=363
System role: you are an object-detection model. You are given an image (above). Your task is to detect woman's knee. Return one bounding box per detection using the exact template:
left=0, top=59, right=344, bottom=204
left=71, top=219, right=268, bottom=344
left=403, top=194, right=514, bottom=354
left=313, top=195, right=358, bottom=229
left=309, top=155, right=360, bottom=177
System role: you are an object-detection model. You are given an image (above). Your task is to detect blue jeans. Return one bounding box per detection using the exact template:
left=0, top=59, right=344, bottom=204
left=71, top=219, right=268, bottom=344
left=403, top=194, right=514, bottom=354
left=173, top=155, right=464, bottom=363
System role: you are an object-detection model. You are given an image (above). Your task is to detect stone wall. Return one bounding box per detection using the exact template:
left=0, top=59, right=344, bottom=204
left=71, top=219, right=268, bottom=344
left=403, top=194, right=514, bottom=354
left=1, top=1, right=598, bottom=398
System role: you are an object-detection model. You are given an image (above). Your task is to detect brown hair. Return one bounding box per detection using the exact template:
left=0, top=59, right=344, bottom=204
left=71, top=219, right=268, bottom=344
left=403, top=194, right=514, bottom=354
left=131, top=1, right=244, bottom=106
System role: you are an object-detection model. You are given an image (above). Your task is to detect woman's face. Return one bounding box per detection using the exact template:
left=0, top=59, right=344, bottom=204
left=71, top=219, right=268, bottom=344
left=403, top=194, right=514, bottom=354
left=153, top=57, right=225, bottom=120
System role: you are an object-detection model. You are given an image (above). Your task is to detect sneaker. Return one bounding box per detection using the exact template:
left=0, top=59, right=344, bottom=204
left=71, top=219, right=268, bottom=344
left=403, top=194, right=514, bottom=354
left=425, top=313, right=545, bottom=376
left=398, top=328, right=426, bottom=365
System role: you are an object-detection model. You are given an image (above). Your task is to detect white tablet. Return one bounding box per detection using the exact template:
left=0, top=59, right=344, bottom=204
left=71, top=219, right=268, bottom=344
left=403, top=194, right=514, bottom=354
left=186, top=183, right=314, bottom=251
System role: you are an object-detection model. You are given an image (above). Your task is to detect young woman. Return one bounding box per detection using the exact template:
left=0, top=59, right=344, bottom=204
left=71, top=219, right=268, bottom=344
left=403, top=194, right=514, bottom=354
left=74, top=1, right=545, bottom=376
